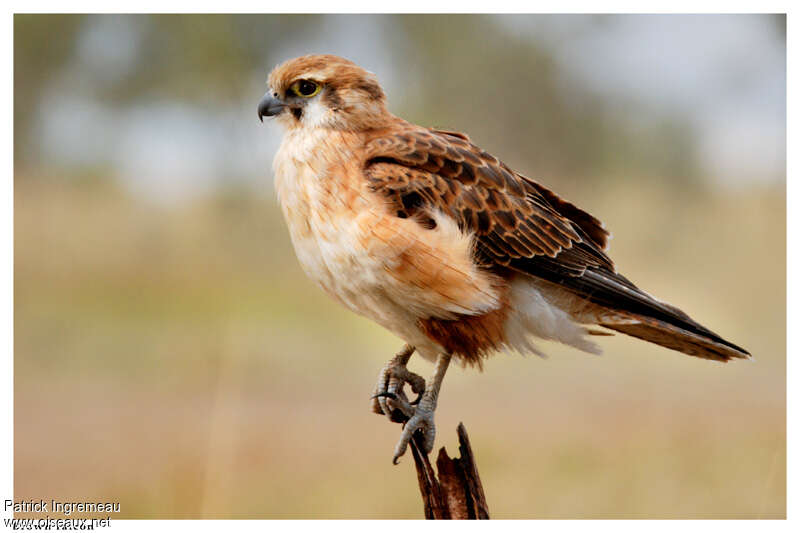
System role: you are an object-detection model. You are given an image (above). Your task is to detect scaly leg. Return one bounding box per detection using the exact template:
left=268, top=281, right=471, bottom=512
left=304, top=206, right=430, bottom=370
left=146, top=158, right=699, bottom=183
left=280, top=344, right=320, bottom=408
left=390, top=352, right=452, bottom=464
left=371, top=344, right=426, bottom=422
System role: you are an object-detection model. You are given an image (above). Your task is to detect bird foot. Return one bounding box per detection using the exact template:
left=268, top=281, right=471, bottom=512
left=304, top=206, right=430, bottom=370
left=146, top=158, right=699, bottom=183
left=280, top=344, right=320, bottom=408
left=392, top=407, right=435, bottom=465
left=371, top=350, right=426, bottom=423
left=370, top=347, right=449, bottom=464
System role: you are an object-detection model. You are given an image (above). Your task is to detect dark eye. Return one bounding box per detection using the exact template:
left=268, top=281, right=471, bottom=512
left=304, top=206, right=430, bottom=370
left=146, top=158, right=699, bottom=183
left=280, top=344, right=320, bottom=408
left=291, top=79, right=321, bottom=98
left=298, top=80, right=316, bottom=95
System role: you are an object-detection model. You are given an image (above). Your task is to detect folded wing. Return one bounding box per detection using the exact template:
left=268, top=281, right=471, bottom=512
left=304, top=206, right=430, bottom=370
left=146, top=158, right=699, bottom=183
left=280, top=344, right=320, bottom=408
left=364, top=125, right=750, bottom=362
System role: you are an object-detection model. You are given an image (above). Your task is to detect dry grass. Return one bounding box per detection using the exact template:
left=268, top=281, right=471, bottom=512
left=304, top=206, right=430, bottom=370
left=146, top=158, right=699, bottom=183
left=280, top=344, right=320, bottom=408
left=14, top=177, right=785, bottom=518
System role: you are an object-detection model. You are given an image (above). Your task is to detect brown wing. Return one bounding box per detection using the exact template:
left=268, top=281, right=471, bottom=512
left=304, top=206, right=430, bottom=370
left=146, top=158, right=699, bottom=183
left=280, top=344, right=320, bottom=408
left=520, top=175, right=610, bottom=251
left=364, top=124, right=750, bottom=361
left=364, top=127, right=612, bottom=271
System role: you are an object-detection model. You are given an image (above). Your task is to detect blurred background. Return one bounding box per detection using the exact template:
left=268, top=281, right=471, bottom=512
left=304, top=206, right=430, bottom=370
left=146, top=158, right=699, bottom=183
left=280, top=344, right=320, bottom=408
left=14, top=14, right=785, bottom=518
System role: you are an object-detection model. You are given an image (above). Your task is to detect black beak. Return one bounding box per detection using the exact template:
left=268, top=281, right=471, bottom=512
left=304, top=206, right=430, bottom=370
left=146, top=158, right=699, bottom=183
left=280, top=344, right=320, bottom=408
left=257, top=93, right=286, bottom=122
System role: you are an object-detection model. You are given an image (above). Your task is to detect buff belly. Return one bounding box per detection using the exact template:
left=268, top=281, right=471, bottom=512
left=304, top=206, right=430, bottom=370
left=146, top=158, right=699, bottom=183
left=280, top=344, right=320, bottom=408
left=273, top=129, right=602, bottom=365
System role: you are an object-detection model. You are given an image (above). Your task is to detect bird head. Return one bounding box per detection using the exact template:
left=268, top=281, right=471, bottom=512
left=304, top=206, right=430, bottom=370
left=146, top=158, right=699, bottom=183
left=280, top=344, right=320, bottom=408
left=258, top=54, right=389, bottom=131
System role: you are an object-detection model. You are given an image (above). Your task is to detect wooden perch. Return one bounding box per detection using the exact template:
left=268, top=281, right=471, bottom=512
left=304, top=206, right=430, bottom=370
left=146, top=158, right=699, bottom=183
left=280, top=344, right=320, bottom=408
left=409, top=422, right=490, bottom=519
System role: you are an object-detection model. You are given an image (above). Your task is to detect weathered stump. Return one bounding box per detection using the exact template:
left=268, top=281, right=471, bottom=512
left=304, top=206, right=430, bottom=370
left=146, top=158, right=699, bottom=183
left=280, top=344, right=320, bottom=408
left=409, top=422, right=490, bottom=519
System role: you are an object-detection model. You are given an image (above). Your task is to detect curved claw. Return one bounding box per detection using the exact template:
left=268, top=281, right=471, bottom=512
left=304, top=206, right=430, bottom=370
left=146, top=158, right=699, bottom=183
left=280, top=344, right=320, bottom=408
left=372, top=391, right=414, bottom=422
left=392, top=408, right=435, bottom=464
left=371, top=348, right=425, bottom=421
left=371, top=392, right=398, bottom=401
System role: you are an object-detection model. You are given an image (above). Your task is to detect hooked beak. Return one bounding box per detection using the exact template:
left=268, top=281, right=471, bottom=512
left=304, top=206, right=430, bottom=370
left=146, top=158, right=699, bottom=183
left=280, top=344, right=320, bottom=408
left=257, top=92, right=286, bottom=122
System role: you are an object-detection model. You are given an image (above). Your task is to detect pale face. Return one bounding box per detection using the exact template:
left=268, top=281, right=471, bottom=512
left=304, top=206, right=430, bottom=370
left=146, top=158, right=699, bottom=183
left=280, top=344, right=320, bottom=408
left=276, top=79, right=338, bottom=130
left=259, top=56, right=390, bottom=132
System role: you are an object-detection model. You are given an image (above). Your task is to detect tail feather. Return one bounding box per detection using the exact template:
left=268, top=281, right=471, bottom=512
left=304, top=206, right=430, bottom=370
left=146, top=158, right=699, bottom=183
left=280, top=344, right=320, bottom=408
left=601, top=314, right=751, bottom=362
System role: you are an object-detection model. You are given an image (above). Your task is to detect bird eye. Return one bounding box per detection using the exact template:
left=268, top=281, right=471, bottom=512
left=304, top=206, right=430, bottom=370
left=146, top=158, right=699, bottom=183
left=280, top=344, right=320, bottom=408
left=291, top=79, right=321, bottom=98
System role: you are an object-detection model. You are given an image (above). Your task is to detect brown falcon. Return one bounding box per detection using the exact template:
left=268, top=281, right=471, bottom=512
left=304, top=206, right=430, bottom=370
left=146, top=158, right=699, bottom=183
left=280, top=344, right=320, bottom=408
left=257, top=54, right=750, bottom=464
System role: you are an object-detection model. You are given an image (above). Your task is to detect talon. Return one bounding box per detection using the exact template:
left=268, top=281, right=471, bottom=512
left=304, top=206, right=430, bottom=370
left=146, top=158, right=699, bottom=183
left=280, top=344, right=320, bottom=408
left=371, top=345, right=424, bottom=421
left=372, top=348, right=450, bottom=464
left=391, top=407, right=435, bottom=463
left=371, top=392, right=398, bottom=401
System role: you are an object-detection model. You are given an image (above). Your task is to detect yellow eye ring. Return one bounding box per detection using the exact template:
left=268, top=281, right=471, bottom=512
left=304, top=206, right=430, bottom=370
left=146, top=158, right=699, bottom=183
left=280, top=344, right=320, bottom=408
left=290, top=79, right=321, bottom=98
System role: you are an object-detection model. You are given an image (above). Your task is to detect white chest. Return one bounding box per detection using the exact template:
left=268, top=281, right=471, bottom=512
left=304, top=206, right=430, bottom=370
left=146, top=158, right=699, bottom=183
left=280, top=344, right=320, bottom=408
left=272, top=129, right=385, bottom=313
left=269, top=128, right=492, bottom=358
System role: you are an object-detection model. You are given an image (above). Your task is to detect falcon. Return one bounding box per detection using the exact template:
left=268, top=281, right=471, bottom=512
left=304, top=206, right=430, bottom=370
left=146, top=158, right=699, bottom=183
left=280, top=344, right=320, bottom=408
left=257, top=54, right=750, bottom=464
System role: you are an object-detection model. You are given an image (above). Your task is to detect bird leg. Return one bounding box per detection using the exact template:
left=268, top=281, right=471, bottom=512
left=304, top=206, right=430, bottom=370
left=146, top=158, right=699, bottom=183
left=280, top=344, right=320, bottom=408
left=371, top=344, right=426, bottom=422
left=390, top=352, right=452, bottom=464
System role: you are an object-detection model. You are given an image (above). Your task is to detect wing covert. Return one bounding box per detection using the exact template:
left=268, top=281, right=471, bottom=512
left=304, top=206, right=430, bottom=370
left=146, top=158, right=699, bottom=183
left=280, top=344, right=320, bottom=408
left=364, top=126, right=613, bottom=272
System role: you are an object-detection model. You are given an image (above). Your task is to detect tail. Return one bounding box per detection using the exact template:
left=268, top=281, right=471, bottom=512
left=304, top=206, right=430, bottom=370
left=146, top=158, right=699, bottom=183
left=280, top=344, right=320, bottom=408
left=601, top=313, right=751, bottom=363
left=514, top=253, right=751, bottom=362
left=565, top=268, right=750, bottom=362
